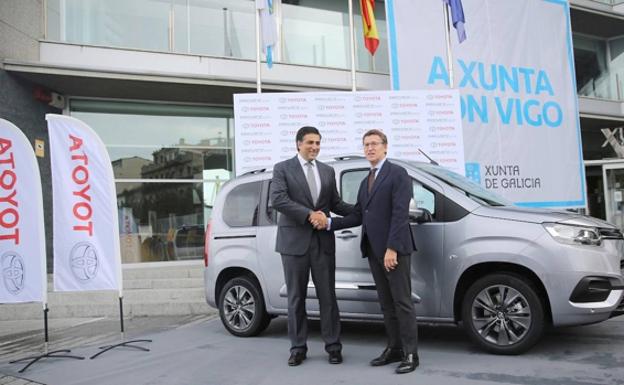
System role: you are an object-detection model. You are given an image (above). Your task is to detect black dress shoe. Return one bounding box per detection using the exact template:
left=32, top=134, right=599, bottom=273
left=395, top=353, right=419, bottom=374
left=369, top=348, right=404, bottom=366
left=288, top=351, right=306, bottom=366
left=328, top=351, right=343, bottom=364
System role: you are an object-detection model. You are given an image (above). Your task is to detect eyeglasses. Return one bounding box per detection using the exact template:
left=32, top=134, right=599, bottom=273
left=363, top=141, right=383, bottom=148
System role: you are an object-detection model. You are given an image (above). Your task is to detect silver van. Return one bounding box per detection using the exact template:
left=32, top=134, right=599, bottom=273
left=204, top=157, right=624, bottom=354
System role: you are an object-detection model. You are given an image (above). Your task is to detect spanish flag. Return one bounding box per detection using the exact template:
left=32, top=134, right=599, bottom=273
left=360, top=0, right=379, bottom=55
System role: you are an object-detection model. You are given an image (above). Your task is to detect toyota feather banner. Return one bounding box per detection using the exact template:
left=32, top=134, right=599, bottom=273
left=47, top=115, right=121, bottom=292
left=0, top=119, right=46, bottom=303
left=386, top=0, right=584, bottom=208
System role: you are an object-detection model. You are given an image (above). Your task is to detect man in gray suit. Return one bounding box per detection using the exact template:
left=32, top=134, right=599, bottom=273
left=270, top=126, right=353, bottom=366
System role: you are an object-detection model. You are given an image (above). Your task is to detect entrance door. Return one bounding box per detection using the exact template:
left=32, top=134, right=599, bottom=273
left=602, top=163, right=624, bottom=232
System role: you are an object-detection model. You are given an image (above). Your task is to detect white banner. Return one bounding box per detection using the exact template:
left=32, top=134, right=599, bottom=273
left=47, top=115, right=121, bottom=292
left=234, top=89, right=464, bottom=175
left=0, top=119, right=46, bottom=303
left=386, top=0, right=584, bottom=208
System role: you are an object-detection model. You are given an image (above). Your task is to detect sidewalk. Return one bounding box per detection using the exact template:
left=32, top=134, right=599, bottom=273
left=0, top=373, right=44, bottom=384
left=0, top=314, right=217, bottom=364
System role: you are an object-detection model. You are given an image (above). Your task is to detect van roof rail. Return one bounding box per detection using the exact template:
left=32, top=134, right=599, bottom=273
left=334, top=155, right=365, bottom=161
left=241, top=168, right=267, bottom=176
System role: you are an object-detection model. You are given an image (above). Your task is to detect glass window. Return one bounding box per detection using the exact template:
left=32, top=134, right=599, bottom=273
left=412, top=180, right=436, bottom=216
left=71, top=100, right=234, bottom=180
left=117, top=181, right=209, bottom=263
left=266, top=181, right=278, bottom=224
left=280, top=0, right=389, bottom=72
left=72, top=99, right=233, bottom=263
left=54, top=0, right=170, bottom=51
left=411, top=162, right=509, bottom=206
left=173, top=0, right=255, bottom=59
left=341, top=169, right=368, bottom=204
left=573, top=34, right=612, bottom=99
left=46, top=0, right=389, bottom=73
left=223, top=181, right=262, bottom=227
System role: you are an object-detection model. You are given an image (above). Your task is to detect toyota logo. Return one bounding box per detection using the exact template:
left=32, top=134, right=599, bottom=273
left=69, top=242, right=99, bottom=281
left=2, top=252, right=25, bottom=295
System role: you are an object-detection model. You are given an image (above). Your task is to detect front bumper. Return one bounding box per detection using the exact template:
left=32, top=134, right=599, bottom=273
left=532, top=229, right=624, bottom=326
left=612, top=294, right=624, bottom=318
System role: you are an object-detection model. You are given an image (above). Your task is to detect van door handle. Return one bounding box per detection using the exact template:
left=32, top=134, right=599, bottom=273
left=336, top=231, right=358, bottom=239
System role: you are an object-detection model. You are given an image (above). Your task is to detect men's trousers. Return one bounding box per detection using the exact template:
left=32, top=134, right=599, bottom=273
left=365, top=239, right=419, bottom=355
left=281, top=232, right=342, bottom=354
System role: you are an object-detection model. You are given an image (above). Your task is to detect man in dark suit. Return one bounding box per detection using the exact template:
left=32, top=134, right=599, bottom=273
left=329, top=129, right=419, bottom=374
left=270, top=126, right=353, bottom=367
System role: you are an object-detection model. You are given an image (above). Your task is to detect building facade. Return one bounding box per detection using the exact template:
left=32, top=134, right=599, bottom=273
left=2, top=0, right=624, bottom=265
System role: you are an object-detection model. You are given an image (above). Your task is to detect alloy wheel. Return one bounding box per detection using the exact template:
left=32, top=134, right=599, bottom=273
left=471, top=284, right=532, bottom=346
left=222, top=285, right=256, bottom=331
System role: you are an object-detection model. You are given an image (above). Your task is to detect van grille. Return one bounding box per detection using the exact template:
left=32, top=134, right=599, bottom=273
left=599, top=228, right=624, bottom=240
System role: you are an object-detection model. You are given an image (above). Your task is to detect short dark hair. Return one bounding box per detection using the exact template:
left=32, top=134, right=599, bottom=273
left=362, top=129, right=387, bottom=144
left=296, top=126, right=321, bottom=143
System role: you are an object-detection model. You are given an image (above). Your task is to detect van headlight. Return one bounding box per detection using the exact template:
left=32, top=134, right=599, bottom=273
left=543, top=223, right=601, bottom=246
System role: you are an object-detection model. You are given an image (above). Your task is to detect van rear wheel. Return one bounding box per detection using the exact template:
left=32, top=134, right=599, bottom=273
left=219, top=276, right=271, bottom=337
left=461, top=273, right=545, bottom=355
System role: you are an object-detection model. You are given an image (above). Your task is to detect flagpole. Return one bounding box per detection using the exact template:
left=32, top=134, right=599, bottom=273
left=255, top=6, right=262, bottom=93
left=443, top=2, right=454, bottom=88
left=348, top=0, right=357, bottom=91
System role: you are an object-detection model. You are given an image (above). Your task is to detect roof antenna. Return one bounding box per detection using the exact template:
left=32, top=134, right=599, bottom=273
left=418, top=149, right=439, bottom=166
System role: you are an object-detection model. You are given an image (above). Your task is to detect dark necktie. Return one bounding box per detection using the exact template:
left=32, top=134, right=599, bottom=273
left=367, top=168, right=377, bottom=193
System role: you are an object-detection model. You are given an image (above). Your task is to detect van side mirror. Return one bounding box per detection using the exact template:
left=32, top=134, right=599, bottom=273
left=409, top=199, right=432, bottom=224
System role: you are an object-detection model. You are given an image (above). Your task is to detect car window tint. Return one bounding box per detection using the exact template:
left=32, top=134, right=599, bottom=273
left=413, top=179, right=436, bottom=216
left=266, top=181, right=279, bottom=224
left=175, top=228, right=188, bottom=247
left=341, top=169, right=368, bottom=204
left=223, top=181, right=262, bottom=227
left=174, top=226, right=204, bottom=247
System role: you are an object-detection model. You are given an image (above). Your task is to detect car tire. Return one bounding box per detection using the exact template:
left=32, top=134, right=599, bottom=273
left=461, top=273, right=545, bottom=355
left=218, top=276, right=271, bottom=337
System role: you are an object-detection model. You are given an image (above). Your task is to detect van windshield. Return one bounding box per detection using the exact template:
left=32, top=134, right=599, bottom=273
left=411, top=162, right=510, bottom=207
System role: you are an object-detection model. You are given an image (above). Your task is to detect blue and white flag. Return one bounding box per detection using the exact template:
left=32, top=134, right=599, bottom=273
left=443, top=0, right=466, bottom=43
left=256, top=0, right=277, bottom=68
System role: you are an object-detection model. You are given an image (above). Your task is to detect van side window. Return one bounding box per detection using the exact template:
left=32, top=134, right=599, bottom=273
left=412, top=179, right=436, bottom=217
left=266, top=181, right=278, bottom=224
left=223, top=181, right=262, bottom=227
left=341, top=169, right=368, bottom=204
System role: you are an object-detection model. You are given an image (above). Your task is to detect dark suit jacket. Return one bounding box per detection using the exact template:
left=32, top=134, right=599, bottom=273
left=332, top=160, right=415, bottom=259
left=270, top=156, right=353, bottom=256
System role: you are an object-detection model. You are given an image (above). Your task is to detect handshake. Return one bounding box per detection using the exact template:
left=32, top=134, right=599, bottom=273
left=309, top=211, right=329, bottom=230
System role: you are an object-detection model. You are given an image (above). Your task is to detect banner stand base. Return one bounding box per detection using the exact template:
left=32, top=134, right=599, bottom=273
left=9, top=350, right=85, bottom=373
left=9, top=306, right=86, bottom=373
left=89, top=339, right=152, bottom=359
left=89, top=297, right=152, bottom=359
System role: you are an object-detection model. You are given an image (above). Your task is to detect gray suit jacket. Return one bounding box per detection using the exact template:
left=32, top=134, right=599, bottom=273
left=270, top=156, right=352, bottom=256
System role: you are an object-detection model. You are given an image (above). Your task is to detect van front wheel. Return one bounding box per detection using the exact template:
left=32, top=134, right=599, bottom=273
left=461, top=273, right=545, bottom=355
left=219, top=276, right=271, bottom=337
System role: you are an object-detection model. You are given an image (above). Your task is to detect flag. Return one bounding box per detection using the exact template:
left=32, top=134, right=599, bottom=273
left=256, top=0, right=277, bottom=68
left=360, top=0, right=380, bottom=55
left=0, top=119, right=46, bottom=303
left=47, top=114, right=121, bottom=292
left=443, top=0, right=467, bottom=43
